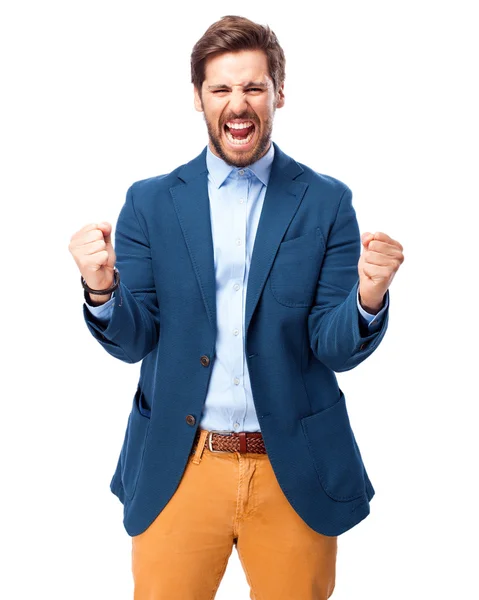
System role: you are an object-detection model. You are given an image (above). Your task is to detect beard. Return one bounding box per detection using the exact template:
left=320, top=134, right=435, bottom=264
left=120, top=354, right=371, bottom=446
left=203, top=111, right=274, bottom=168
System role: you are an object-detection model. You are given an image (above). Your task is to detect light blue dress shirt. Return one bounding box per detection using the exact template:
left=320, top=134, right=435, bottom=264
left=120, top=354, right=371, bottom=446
left=86, top=144, right=387, bottom=432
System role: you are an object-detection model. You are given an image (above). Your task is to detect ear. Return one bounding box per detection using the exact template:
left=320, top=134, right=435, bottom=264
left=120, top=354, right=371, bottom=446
left=275, top=83, right=285, bottom=109
left=194, top=86, right=204, bottom=112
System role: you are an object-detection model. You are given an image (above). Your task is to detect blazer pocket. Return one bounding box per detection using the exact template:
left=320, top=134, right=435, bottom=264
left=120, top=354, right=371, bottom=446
left=270, top=228, right=325, bottom=307
left=120, top=386, right=151, bottom=500
left=301, top=392, right=366, bottom=502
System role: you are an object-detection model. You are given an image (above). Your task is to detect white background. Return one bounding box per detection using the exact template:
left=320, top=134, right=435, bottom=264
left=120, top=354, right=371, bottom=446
left=1, top=0, right=478, bottom=598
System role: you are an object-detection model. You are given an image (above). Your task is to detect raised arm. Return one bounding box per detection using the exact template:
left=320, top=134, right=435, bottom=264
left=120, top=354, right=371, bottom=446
left=69, top=185, right=160, bottom=363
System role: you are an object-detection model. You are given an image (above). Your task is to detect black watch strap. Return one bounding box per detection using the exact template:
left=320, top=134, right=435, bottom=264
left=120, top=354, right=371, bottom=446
left=81, top=268, right=120, bottom=295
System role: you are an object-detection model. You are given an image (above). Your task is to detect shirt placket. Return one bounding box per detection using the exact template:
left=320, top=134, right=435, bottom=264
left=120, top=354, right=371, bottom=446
left=229, top=170, right=249, bottom=431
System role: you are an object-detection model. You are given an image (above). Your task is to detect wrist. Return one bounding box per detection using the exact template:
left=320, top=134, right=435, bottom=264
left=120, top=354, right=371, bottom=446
left=359, top=292, right=384, bottom=315
left=81, top=268, right=120, bottom=299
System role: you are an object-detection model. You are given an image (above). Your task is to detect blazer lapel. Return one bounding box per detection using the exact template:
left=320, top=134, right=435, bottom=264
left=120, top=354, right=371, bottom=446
left=169, top=150, right=217, bottom=333
left=168, top=144, right=308, bottom=337
left=245, top=144, right=309, bottom=333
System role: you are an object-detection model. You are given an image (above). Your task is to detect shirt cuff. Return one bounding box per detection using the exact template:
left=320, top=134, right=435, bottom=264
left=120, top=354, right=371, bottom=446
left=356, top=290, right=389, bottom=331
left=84, top=293, right=115, bottom=323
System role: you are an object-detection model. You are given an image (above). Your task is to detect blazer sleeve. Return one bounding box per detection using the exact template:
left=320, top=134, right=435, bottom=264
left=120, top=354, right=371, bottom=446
left=308, top=186, right=389, bottom=372
left=83, top=185, right=160, bottom=363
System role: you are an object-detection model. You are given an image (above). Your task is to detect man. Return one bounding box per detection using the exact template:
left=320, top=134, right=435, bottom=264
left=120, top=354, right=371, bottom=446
left=69, top=15, right=404, bottom=600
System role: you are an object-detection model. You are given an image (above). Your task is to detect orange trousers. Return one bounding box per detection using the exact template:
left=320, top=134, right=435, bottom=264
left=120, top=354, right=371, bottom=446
left=132, top=429, right=337, bottom=599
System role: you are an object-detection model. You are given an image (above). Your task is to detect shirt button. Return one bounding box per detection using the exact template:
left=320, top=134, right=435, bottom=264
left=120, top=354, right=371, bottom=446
left=233, top=284, right=240, bottom=291
left=233, top=422, right=240, bottom=429
left=239, top=198, right=244, bottom=204
left=233, top=329, right=239, bottom=336
left=236, top=239, right=241, bottom=246
left=238, top=170, right=245, bottom=176
left=234, top=377, right=240, bottom=385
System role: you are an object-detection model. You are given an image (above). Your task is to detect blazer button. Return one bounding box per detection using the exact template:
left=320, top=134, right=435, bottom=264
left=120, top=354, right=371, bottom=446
left=186, top=414, right=196, bottom=426
left=200, top=355, right=210, bottom=367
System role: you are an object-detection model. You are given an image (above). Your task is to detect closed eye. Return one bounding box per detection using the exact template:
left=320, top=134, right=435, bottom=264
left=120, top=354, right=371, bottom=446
left=210, top=87, right=265, bottom=94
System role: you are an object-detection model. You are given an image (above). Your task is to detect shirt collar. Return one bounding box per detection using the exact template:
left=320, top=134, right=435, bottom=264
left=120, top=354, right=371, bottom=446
left=206, top=143, right=275, bottom=189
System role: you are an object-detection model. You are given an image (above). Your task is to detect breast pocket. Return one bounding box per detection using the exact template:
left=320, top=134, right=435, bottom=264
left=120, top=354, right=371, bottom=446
left=270, top=228, right=325, bottom=307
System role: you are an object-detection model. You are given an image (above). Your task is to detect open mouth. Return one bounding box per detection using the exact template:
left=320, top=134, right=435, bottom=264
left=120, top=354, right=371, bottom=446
left=223, top=120, right=256, bottom=146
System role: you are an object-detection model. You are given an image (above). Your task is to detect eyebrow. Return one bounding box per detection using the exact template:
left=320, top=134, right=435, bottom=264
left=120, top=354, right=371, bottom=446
left=206, top=81, right=269, bottom=90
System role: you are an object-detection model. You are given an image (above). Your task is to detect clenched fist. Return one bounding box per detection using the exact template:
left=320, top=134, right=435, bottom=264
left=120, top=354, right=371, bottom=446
left=358, top=231, right=404, bottom=314
left=69, top=222, right=117, bottom=303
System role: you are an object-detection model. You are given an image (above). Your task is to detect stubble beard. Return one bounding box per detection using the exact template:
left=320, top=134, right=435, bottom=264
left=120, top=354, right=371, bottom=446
left=204, top=113, right=274, bottom=168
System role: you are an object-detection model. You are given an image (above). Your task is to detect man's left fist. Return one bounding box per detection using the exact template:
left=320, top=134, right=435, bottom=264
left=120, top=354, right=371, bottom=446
left=358, top=231, right=404, bottom=314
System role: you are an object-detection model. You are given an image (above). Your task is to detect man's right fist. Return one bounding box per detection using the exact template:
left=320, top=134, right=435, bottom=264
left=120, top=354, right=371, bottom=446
left=69, top=222, right=117, bottom=299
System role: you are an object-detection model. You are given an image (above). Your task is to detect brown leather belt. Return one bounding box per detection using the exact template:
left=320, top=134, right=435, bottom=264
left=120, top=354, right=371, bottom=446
left=191, top=429, right=267, bottom=454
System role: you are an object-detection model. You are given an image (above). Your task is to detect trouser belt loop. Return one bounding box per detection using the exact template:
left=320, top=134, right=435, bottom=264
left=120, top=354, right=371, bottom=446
left=238, top=431, right=247, bottom=453
left=192, top=429, right=208, bottom=464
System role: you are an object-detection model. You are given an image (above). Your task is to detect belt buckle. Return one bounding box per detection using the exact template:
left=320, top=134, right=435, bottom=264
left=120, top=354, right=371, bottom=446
left=208, top=430, right=233, bottom=453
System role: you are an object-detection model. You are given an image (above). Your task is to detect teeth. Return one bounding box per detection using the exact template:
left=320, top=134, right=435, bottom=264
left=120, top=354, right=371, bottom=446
left=226, top=121, right=254, bottom=130
left=225, top=127, right=255, bottom=145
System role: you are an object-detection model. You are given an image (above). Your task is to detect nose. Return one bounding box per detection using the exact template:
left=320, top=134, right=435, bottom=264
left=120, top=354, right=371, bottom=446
left=228, top=88, right=248, bottom=115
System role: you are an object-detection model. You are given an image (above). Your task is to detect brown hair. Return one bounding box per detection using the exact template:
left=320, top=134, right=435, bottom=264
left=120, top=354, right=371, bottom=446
left=191, top=15, right=286, bottom=92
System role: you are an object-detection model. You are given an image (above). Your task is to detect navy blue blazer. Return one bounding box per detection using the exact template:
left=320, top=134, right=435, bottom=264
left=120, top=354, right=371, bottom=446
left=84, top=143, right=389, bottom=537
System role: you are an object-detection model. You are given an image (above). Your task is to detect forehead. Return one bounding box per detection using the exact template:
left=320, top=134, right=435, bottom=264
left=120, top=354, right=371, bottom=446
left=203, top=50, right=272, bottom=86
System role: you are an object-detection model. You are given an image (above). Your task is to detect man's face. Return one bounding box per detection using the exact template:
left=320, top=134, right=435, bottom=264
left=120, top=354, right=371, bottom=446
left=194, top=50, right=285, bottom=167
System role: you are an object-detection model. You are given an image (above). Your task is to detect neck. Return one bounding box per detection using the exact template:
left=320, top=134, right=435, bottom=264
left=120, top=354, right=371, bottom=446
left=207, top=140, right=272, bottom=167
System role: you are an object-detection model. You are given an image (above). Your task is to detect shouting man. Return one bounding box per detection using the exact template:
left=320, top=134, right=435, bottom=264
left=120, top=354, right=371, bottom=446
left=69, top=15, right=404, bottom=600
